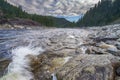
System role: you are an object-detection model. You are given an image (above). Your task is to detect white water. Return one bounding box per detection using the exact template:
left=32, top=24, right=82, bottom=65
left=0, top=46, right=44, bottom=80
left=64, top=56, right=72, bottom=64
left=52, top=73, right=57, bottom=80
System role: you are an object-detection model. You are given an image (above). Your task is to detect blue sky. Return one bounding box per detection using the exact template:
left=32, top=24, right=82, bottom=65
left=56, top=15, right=83, bottom=22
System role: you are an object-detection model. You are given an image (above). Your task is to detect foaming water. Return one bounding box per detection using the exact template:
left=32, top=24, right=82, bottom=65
left=52, top=73, right=57, bottom=80
left=0, top=46, right=44, bottom=80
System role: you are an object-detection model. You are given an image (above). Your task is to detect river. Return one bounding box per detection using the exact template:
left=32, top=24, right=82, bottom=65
left=0, top=28, right=90, bottom=80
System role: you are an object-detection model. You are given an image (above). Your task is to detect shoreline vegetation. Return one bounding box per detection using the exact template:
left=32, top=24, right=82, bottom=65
left=0, top=0, right=120, bottom=29
left=0, top=0, right=75, bottom=28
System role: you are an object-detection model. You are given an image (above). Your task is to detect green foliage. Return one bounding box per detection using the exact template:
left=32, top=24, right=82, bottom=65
left=0, top=0, right=74, bottom=27
left=77, top=0, right=120, bottom=27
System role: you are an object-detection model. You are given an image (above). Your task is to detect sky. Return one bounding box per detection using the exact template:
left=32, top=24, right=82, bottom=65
left=56, top=15, right=83, bottom=22
left=7, top=0, right=100, bottom=22
left=7, top=0, right=100, bottom=16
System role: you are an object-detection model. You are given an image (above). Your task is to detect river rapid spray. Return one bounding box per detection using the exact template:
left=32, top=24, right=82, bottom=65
left=0, top=29, right=90, bottom=80
left=0, top=46, right=44, bottom=80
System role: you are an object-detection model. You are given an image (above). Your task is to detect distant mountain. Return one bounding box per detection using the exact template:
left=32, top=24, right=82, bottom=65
left=56, top=15, right=83, bottom=22
left=6, top=0, right=100, bottom=16
left=0, top=0, right=74, bottom=27
left=77, top=0, right=120, bottom=27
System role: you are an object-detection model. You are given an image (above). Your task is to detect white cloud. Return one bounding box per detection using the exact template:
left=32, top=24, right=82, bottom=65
left=7, top=0, right=100, bottom=16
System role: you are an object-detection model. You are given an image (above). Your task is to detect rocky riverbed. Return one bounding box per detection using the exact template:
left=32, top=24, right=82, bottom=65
left=0, top=24, right=120, bottom=80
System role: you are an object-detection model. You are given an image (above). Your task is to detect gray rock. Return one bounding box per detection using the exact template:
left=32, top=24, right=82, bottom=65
left=0, top=58, right=11, bottom=77
left=1, top=24, right=120, bottom=80
left=107, top=47, right=118, bottom=54
left=92, top=47, right=108, bottom=54
left=116, top=67, right=120, bottom=76
left=98, top=42, right=118, bottom=54
left=56, top=54, right=120, bottom=80
left=117, top=38, right=120, bottom=42
left=116, top=42, right=120, bottom=49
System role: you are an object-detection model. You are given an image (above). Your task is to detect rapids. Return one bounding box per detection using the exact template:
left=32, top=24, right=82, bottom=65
left=0, top=28, right=90, bottom=80
left=0, top=47, right=44, bottom=80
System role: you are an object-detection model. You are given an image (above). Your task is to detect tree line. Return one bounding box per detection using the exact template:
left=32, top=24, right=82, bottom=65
left=77, top=0, right=120, bottom=27
left=0, top=0, right=75, bottom=27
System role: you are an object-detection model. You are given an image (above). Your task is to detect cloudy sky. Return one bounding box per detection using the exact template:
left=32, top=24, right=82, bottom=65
left=7, top=0, right=100, bottom=16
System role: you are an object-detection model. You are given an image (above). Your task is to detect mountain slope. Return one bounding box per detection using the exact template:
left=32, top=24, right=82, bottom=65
left=0, top=0, right=73, bottom=27
left=77, top=0, right=120, bottom=27
left=6, top=0, right=100, bottom=16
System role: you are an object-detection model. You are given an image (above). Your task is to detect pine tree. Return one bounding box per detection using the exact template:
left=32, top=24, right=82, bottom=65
left=77, top=0, right=120, bottom=27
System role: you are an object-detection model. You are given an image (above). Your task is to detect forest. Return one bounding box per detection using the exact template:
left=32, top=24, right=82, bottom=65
left=0, top=0, right=75, bottom=27
left=77, top=0, right=120, bottom=27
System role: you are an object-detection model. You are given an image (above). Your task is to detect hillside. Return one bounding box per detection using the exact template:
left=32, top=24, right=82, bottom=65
left=77, top=0, right=120, bottom=27
left=111, top=18, right=120, bottom=24
left=0, top=0, right=74, bottom=27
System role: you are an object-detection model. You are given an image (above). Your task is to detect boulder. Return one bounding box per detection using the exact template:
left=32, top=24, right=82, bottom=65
left=27, top=50, right=72, bottom=80
left=0, top=58, right=11, bottom=77
left=98, top=42, right=118, bottom=54
left=56, top=54, right=120, bottom=80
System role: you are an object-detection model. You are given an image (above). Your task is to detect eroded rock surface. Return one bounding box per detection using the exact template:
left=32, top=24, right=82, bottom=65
left=56, top=54, right=119, bottom=80
left=0, top=24, right=120, bottom=80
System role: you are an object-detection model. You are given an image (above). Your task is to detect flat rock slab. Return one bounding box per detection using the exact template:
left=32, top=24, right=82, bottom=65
left=56, top=54, right=120, bottom=80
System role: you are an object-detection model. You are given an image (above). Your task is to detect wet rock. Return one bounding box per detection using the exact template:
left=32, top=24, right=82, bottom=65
left=62, top=42, right=77, bottom=49
left=85, top=46, right=108, bottom=54
left=76, top=66, right=112, bottom=80
left=107, top=48, right=118, bottom=54
left=116, top=30, right=120, bottom=37
left=99, top=42, right=117, bottom=50
left=56, top=54, right=119, bottom=80
left=76, top=47, right=85, bottom=54
left=102, top=27, right=107, bottom=31
left=62, top=35, right=76, bottom=44
left=76, top=46, right=87, bottom=54
left=116, top=42, right=120, bottom=49
left=115, top=77, right=120, bottom=80
left=98, top=42, right=118, bottom=54
left=93, top=37, right=119, bottom=42
left=49, top=34, right=67, bottom=43
left=0, top=58, right=11, bottom=77
left=92, top=47, right=108, bottom=54
left=27, top=50, right=71, bottom=80
left=1, top=25, right=120, bottom=80
left=106, top=41, right=117, bottom=45
left=116, top=67, right=120, bottom=76
left=117, top=38, right=120, bottom=42
left=85, top=48, right=93, bottom=54
left=112, top=50, right=120, bottom=57
left=55, top=49, right=76, bottom=56
left=50, top=57, right=71, bottom=72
